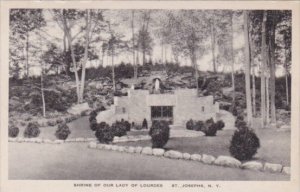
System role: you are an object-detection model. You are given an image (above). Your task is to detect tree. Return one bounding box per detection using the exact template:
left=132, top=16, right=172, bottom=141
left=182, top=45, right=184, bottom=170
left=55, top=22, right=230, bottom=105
left=243, top=11, right=253, bottom=125
left=10, top=9, right=46, bottom=78
left=260, top=11, right=267, bottom=128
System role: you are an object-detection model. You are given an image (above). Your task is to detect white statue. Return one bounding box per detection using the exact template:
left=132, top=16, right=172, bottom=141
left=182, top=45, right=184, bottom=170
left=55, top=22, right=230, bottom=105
left=154, top=79, right=160, bottom=91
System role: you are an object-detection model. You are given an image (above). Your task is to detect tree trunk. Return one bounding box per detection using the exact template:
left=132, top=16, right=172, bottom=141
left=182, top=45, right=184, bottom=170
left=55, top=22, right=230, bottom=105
left=243, top=11, right=253, bottom=125
left=132, top=10, right=137, bottom=79
left=26, top=31, right=29, bottom=78
left=266, top=76, right=270, bottom=124
left=112, top=44, right=116, bottom=92
left=260, top=11, right=267, bottom=128
left=210, top=17, right=216, bottom=73
left=269, top=11, right=277, bottom=124
left=230, top=12, right=235, bottom=108
left=285, top=48, right=289, bottom=106
left=252, top=66, right=256, bottom=116
left=79, top=10, right=91, bottom=103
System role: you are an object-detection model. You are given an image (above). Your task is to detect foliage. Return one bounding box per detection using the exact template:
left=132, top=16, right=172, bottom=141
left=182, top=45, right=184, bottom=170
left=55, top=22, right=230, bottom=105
left=95, top=122, right=114, bottom=144
left=111, top=121, right=127, bottom=137
left=90, top=119, right=98, bottom=131
left=201, top=118, right=218, bottom=136
left=9, top=125, right=19, bottom=138
left=229, top=123, right=260, bottom=160
left=55, top=123, right=71, bottom=140
left=149, top=120, right=170, bottom=148
left=215, top=120, right=225, bottom=130
left=24, top=122, right=40, bottom=138
left=194, top=121, right=205, bottom=131
left=186, top=119, right=194, bottom=130
left=142, top=118, right=148, bottom=129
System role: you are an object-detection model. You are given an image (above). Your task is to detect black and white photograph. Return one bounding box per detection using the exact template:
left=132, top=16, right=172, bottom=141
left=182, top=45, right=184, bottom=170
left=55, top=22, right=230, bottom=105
left=1, top=1, right=300, bottom=191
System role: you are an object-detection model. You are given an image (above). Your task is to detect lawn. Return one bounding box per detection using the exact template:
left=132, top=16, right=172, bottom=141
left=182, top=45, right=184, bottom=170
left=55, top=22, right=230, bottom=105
left=120, top=129, right=291, bottom=166
left=9, top=142, right=289, bottom=180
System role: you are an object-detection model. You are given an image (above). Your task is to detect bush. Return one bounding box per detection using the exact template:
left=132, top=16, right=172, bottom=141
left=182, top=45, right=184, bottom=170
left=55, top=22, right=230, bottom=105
left=24, top=122, right=40, bottom=138
left=89, top=110, right=98, bottom=122
left=202, top=118, right=218, bottom=136
left=215, top=120, right=225, bottom=130
left=194, top=121, right=205, bottom=131
left=55, top=123, right=71, bottom=140
left=186, top=119, right=194, bottom=130
left=229, top=126, right=260, bottom=161
left=90, top=118, right=98, bottom=131
left=123, top=120, right=131, bottom=131
left=149, top=120, right=170, bottom=148
left=9, top=125, right=19, bottom=138
left=142, top=118, right=148, bottom=129
left=111, top=121, right=127, bottom=137
left=95, top=123, right=114, bottom=144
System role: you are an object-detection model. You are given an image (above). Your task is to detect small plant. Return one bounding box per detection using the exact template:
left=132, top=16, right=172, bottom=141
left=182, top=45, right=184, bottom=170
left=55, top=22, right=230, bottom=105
left=229, top=124, right=260, bottom=161
left=186, top=119, right=194, bottom=130
left=95, top=123, right=114, bottom=144
left=111, top=121, right=127, bottom=137
left=194, top=121, right=205, bottom=131
left=123, top=120, right=131, bottom=131
left=9, top=125, right=19, bottom=138
left=202, top=118, right=218, bottom=136
left=89, top=110, right=98, bottom=122
left=55, top=123, right=71, bottom=140
left=90, top=118, right=98, bottom=131
left=215, top=120, right=225, bottom=130
left=149, top=120, right=170, bottom=148
left=24, top=122, right=40, bottom=138
left=142, top=118, right=148, bottom=129
left=56, top=118, right=64, bottom=124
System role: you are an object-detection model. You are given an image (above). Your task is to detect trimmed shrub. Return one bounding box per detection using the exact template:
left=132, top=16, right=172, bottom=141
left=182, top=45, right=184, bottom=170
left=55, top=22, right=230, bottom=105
left=89, top=110, right=98, bottom=122
left=9, top=125, right=19, bottom=138
left=194, top=121, right=205, bottom=131
left=90, top=118, right=98, bottom=131
left=186, top=119, right=194, bottom=130
left=202, top=118, right=218, bottom=136
left=55, top=123, right=71, bottom=140
left=123, top=120, right=131, bottom=131
left=215, top=120, right=225, bottom=130
left=229, top=125, right=260, bottom=161
left=56, top=118, right=64, bottom=124
left=95, top=123, right=114, bottom=144
left=111, top=121, right=127, bottom=137
left=24, top=122, right=40, bottom=138
left=98, top=121, right=108, bottom=129
left=149, top=120, right=170, bottom=148
left=142, top=118, right=148, bottom=129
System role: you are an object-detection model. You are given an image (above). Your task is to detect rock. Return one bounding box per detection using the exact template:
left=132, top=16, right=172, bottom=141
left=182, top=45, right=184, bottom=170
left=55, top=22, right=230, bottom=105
left=117, top=146, right=125, bottom=152
left=264, top=163, right=283, bottom=173
left=75, top=138, right=85, bottom=142
left=241, top=161, right=263, bottom=171
left=282, top=167, right=290, bottom=175
left=96, top=144, right=105, bottom=149
left=111, top=145, right=118, bottom=151
left=214, top=156, right=241, bottom=168
left=65, top=138, right=76, bottom=142
left=53, top=140, right=64, bottom=144
left=88, top=142, right=97, bottom=149
left=16, top=137, right=24, bottom=143
left=43, top=139, right=52, bottom=144
left=104, top=145, right=112, bottom=150
left=141, top=147, right=153, bottom=155
left=153, top=148, right=165, bottom=156
left=87, top=138, right=96, bottom=142
left=113, top=136, right=120, bottom=143
left=128, top=146, right=136, bottom=153
left=33, top=138, right=42, bottom=143
left=183, top=153, right=191, bottom=160
left=190, top=154, right=202, bottom=161
left=164, top=150, right=183, bottom=159
left=201, top=154, right=215, bottom=164
left=67, top=102, right=91, bottom=115
left=134, top=146, right=143, bottom=153
left=8, top=137, right=17, bottom=142
left=280, top=125, right=290, bottom=129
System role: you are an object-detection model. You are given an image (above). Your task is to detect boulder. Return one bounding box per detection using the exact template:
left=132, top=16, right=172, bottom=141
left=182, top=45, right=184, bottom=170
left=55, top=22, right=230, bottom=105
left=8, top=138, right=17, bottom=142
left=190, top=154, right=202, bottom=161
left=43, top=139, right=52, bottom=144
left=88, top=142, right=97, bottom=149
left=53, top=140, right=64, bottom=144
left=153, top=148, right=165, bottom=156
left=134, top=146, right=143, bottom=154
left=214, top=156, right=241, bottom=168
left=164, top=150, right=183, bottom=159
left=111, top=145, right=118, bottom=151
left=201, top=154, right=215, bottom=164
left=282, top=167, right=290, bottom=175
left=104, top=145, right=112, bottom=150
left=75, top=138, right=85, bottom=142
left=67, top=102, right=91, bottom=115
left=263, top=163, right=283, bottom=173
left=141, top=147, right=153, bottom=155
left=183, top=153, right=191, bottom=160
left=241, top=161, right=263, bottom=171
left=127, top=146, right=136, bottom=153
left=33, top=138, right=42, bottom=143
left=96, top=144, right=105, bottom=149
left=117, top=146, right=125, bottom=152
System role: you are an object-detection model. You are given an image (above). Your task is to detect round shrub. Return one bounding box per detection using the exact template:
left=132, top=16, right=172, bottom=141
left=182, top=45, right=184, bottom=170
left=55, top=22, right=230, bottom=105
left=216, top=120, right=225, bottom=130
left=95, top=123, right=114, bottom=144
left=142, top=118, right=148, bottom=129
left=55, top=123, right=71, bottom=140
left=111, top=121, right=127, bottom=137
left=186, top=119, right=194, bottom=130
left=229, top=127, right=260, bottom=161
left=98, top=121, right=108, bottom=129
left=123, top=121, right=131, bottom=131
left=149, top=120, right=170, bottom=148
left=202, top=118, right=218, bottom=136
left=9, top=125, right=19, bottom=138
left=24, top=122, right=40, bottom=138
left=90, top=118, right=98, bottom=131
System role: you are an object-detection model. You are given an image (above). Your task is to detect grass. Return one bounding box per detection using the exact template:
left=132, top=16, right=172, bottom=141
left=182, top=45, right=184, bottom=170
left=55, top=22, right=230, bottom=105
left=119, top=129, right=291, bottom=166
left=9, top=142, right=289, bottom=180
